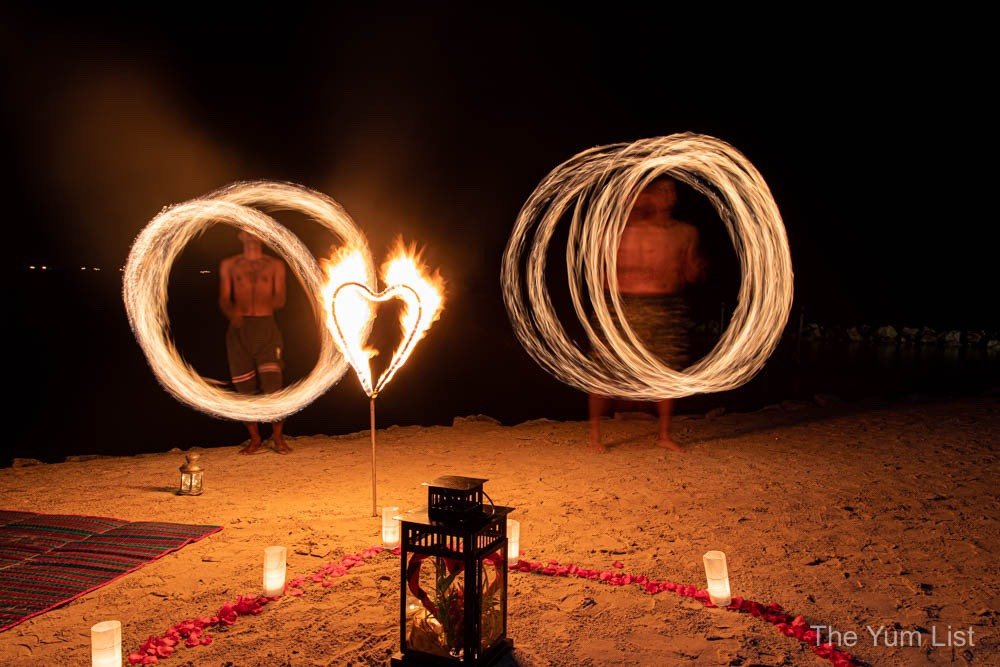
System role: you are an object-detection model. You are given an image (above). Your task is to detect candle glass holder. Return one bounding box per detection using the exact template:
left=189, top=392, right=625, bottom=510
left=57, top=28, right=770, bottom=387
left=263, top=546, right=287, bottom=597
left=703, top=550, right=731, bottom=607
left=382, top=506, right=401, bottom=548
left=507, top=519, right=520, bottom=564
left=91, top=620, right=122, bottom=667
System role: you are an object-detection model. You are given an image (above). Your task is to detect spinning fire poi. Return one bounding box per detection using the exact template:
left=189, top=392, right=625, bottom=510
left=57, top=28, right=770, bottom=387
left=125, top=180, right=444, bottom=517
left=322, top=240, right=445, bottom=516
left=502, top=133, right=793, bottom=399
left=123, top=181, right=373, bottom=423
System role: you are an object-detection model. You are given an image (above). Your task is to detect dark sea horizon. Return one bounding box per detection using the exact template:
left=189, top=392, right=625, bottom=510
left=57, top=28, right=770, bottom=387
left=9, top=266, right=998, bottom=468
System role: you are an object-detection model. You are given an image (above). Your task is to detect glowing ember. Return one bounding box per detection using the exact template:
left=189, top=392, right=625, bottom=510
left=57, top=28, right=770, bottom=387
left=502, top=133, right=793, bottom=399
left=322, top=239, right=445, bottom=397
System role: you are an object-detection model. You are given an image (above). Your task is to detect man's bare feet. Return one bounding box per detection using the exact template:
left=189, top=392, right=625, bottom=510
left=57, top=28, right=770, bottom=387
left=656, top=436, right=684, bottom=452
left=272, top=436, right=292, bottom=454
left=239, top=439, right=264, bottom=455
left=589, top=438, right=607, bottom=453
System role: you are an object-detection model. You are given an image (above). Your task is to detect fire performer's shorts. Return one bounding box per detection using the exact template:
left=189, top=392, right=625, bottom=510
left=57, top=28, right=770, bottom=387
left=590, top=294, right=692, bottom=370
left=226, top=315, right=284, bottom=393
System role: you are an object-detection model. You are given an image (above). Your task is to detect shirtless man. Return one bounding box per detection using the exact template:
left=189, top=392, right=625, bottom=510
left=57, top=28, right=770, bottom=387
left=589, top=176, right=705, bottom=452
left=219, top=230, right=291, bottom=454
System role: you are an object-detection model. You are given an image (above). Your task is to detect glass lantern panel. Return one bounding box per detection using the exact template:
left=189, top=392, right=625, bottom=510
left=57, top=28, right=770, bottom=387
left=191, top=473, right=203, bottom=493
left=405, top=554, right=466, bottom=660
left=479, top=545, right=505, bottom=651
left=180, top=474, right=192, bottom=493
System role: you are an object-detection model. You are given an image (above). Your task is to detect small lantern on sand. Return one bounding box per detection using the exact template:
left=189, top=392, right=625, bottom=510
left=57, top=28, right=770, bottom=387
left=177, top=453, right=204, bottom=496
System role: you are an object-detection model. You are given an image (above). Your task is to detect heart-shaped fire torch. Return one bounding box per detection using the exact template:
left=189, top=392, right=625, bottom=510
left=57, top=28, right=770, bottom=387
left=322, top=240, right=445, bottom=515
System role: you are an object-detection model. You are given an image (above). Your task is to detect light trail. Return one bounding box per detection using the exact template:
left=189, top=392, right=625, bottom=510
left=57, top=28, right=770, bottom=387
left=502, top=133, right=793, bottom=399
left=123, top=181, right=375, bottom=422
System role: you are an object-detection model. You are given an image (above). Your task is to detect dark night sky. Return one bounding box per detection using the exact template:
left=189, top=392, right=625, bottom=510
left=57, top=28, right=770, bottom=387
left=3, top=7, right=994, bottom=328
left=1, top=6, right=996, bottom=462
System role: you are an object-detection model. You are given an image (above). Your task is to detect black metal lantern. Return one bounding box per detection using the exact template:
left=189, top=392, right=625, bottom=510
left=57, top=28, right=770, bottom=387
left=391, top=476, right=514, bottom=666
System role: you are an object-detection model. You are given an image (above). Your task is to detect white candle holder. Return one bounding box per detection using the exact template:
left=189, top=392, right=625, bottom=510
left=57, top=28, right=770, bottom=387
left=382, top=506, right=401, bottom=548
left=263, top=546, right=287, bottom=597
left=507, top=519, right=520, bottom=564
left=91, top=620, right=121, bottom=667
left=703, top=550, right=731, bottom=607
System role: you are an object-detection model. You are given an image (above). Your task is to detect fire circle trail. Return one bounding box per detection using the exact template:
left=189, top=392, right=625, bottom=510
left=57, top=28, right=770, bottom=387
left=123, top=181, right=376, bottom=423
left=502, top=133, right=794, bottom=399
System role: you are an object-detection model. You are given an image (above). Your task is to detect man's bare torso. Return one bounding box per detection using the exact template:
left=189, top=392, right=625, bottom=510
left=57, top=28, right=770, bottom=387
left=221, top=254, right=281, bottom=316
left=614, top=182, right=702, bottom=295
left=617, top=220, right=699, bottom=295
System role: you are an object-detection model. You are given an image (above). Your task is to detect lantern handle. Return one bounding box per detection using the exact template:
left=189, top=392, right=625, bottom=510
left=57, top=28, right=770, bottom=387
left=482, top=490, right=496, bottom=517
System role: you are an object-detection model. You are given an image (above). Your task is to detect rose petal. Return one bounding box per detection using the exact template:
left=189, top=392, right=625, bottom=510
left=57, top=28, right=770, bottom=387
left=612, top=561, right=624, bottom=569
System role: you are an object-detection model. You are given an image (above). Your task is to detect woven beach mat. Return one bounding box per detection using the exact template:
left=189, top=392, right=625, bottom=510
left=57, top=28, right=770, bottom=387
left=0, top=510, right=221, bottom=632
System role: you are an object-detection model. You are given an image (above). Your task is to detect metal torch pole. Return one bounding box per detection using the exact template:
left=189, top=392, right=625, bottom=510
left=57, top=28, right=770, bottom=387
left=370, top=397, right=377, bottom=517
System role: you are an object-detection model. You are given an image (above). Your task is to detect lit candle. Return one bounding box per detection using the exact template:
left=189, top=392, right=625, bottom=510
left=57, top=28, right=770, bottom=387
left=91, top=620, right=121, bottom=667
left=507, top=519, right=520, bottom=564
left=702, top=550, right=731, bottom=607
left=382, top=506, right=401, bottom=548
left=263, top=546, right=287, bottom=597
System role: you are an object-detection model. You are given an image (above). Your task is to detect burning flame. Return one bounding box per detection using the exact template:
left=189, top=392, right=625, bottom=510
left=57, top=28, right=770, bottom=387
left=321, top=247, right=377, bottom=393
left=322, top=239, right=445, bottom=397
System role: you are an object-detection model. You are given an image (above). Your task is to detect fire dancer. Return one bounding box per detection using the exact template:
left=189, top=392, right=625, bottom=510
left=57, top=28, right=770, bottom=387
left=219, top=230, right=292, bottom=454
left=589, top=176, right=706, bottom=452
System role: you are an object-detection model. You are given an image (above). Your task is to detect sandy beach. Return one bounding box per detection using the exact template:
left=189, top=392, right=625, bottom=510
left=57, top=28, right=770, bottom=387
left=1, top=394, right=997, bottom=666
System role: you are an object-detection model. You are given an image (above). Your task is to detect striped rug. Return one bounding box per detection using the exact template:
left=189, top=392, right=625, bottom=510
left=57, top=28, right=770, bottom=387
left=0, top=510, right=221, bottom=632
